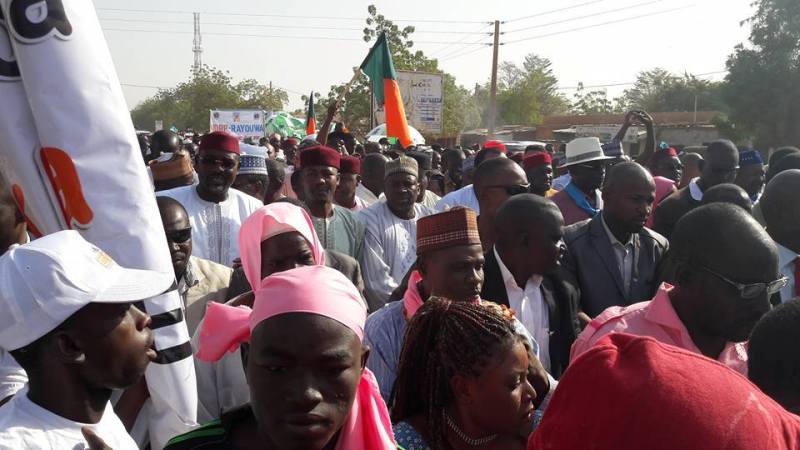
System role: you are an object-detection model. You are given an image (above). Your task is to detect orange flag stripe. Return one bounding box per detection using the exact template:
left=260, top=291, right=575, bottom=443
left=383, top=78, right=413, bottom=149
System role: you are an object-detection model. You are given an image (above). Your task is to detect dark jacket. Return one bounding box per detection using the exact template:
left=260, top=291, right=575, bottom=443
left=481, top=248, right=581, bottom=379
left=562, top=214, right=669, bottom=318
left=226, top=249, right=371, bottom=310
left=652, top=186, right=701, bottom=239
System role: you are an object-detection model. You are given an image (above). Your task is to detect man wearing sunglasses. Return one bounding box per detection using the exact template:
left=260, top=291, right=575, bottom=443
left=161, top=131, right=262, bottom=266
left=474, top=157, right=530, bottom=251
left=571, top=203, right=783, bottom=376
left=156, top=197, right=231, bottom=335
left=653, top=140, right=740, bottom=239
left=550, top=137, right=614, bottom=226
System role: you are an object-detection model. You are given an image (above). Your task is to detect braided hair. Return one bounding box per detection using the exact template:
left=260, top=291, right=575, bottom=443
left=390, top=297, right=522, bottom=450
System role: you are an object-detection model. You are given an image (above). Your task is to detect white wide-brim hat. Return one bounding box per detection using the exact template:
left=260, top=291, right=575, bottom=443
left=562, top=137, right=614, bottom=167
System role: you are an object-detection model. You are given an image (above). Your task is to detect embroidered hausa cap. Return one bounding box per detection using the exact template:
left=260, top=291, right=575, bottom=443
left=238, top=144, right=269, bottom=176
left=739, top=150, right=764, bottom=167
left=200, top=131, right=240, bottom=155
left=0, top=230, right=174, bottom=351
left=416, top=207, right=481, bottom=255
left=562, top=137, right=614, bottom=167
left=385, top=155, right=419, bottom=179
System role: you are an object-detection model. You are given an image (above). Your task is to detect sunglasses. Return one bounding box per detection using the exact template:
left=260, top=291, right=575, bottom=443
left=573, top=163, right=607, bottom=171
left=166, top=227, right=192, bottom=244
left=487, top=184, right=531, bottom=197
left=200, top=155, right=237, bottom=170
left=697, top=264, right=788, bottom=299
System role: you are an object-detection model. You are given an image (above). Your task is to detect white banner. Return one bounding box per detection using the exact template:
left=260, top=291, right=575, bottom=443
left=375, top=71, right=443, bottom=134
left=0, top=1, right=196, bottom=448
left=209, top=109, right=265, bottom=139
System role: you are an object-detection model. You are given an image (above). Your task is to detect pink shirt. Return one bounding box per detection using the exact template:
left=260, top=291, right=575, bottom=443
left=550, top=189, right=602, bottom=226
left=570, top=283, right=749, bottom=375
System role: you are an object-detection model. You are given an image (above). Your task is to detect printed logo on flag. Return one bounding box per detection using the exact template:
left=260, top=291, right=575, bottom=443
left=5, top=0, right=73, bottom=44
left=38, top=147, right=94, bottom=230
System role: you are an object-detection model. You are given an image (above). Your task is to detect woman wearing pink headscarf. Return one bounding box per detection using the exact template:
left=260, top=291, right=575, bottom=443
left=168, top=265, right=397, bottom=450
left=194, top=202, right=365, bottom=422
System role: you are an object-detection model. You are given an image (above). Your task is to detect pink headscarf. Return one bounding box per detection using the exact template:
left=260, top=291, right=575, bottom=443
left=645, top=176, right=677, bottom=229
left=197, top=265, right=395, bottom=450
left=239, top=203, right=325, bottom=292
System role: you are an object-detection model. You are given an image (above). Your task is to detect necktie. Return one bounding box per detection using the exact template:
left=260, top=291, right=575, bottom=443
left=795, top=257, right=800, bottom=297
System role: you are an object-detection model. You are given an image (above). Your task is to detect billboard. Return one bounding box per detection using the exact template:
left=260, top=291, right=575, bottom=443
left=209, top=109, right=265, bottom=139
left=375, top=71, right=443, bottom=134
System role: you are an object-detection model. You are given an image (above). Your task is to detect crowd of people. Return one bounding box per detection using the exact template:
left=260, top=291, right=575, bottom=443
left=1, top=107, right=800, bottom=450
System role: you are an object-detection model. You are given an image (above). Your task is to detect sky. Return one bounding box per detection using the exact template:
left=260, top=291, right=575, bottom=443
left=99, top=0, right=756, bottom=115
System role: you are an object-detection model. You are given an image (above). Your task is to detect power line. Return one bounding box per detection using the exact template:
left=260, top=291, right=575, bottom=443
left=96, top=7, right=486, bottom=24
left=504, top=0, right=664, bottom=34
left=101, top=27, right=488, bottom=45
left=503, top=0, right=608, bottom=23
left=98, top=17, right=488, bottom=34
left=503, top=5, right=694, bottom=45
left=438, top=44, right=493, bottom=62
left=556, top=70, right=727, bottom=90
left=429, top=22, right=494, bottom=57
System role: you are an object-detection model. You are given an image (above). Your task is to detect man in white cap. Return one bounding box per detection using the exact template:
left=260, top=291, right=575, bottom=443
left=0, top=230, right=174, bottom=450
left=232, top=144, right=269, bottom=204
left=359, top=156, right=435, bottom=307
left=550, top=137, right=613, bottom=226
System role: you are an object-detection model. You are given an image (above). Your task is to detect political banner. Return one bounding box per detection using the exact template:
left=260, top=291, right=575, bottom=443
left=0, top=1, right=197, bottom=448
left=374, top=71, right=443, bottom=135
left=209, top=109, right=265, bottom=139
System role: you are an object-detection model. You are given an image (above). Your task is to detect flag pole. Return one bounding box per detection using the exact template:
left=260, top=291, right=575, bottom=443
left=317, top=68, right=362, bottom=146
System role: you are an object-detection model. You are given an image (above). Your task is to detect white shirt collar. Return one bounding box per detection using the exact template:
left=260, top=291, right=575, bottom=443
left=688, top=177, right=703, bottom=201
left=493, top=247, right=543, bottom=289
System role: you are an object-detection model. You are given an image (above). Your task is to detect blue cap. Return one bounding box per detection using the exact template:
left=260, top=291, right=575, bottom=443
left=739, top=150, right=763, bottom=167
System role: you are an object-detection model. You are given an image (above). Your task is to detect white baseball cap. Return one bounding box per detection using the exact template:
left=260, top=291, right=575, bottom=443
left=0, top=230, right=175, bottom=351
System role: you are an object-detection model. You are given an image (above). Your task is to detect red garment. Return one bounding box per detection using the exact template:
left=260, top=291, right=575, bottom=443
left=529, top=333, right=800, bottom=450
left=523, top=152, right=552, bottom=170
left=340, top=155, right=361, bottom=174
left=550, top=189, right=599, bottom=226
left=416, top=207, right=480, bottom=255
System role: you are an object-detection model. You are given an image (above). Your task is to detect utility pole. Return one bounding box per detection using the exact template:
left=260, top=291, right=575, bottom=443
left=192, top=13, right=202, bottom=72
left=487, top=20, right=500, bottom=138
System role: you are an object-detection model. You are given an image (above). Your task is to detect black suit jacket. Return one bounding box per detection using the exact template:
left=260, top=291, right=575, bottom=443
left=562, top=214, right=669, bottom=318
left=481, top=249, right=581, bottom=378
left=652, top=186, right=701, bottom=239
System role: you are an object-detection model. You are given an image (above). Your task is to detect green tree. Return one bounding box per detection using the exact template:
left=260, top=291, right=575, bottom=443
left=724, top=0, right=800, bottom=148
left=571, top=83, right=616, bottom=115
left=494, top=54, right=569, bottom=126
left=616, top=68, right=726, bottom=113
left=130, top=66, right=287, bottom=131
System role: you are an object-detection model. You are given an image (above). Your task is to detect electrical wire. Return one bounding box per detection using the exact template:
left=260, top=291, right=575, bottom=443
left=429, top=22, right=494, bottom=57
left=503, top=5, right=694, bottom=45
left=503, top=0, right=608, bottom=23
left=556, top=70, right=727, bottom=90
left=504, top=0, right=664, bottom=34
left=438, top=44, right=492, bottom=62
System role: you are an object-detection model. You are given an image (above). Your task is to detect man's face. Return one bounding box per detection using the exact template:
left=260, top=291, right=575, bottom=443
left=478, top=165, right=530, bottom=215
left=68, top=303, right=155, bottom=389
left=688, top=253, right=777, bottom=343
left=431, top=152, right=442, bottom=171
left=602, top=178, right=656, bottom=234
left=384, top=173, right=420, bottom=216
left=334, top=173, right=360, bottom=208
left=523, top=210, right=566, bottom=275
left=161, top=208, right=192, bottom=280
left=446, top=155, right=465, bottom=183
left=196, top=149, right=239, bottom=201
left=247, top=314, right=363, bottom=450
left=420, top=244, right=485, bottom=301
left=702, top=152, right=739, bottom=187
left=232, top=174, right=267, bottom=203
left=653, top=156, right=684, bottom=186
left=735, top=164, right=766, bottom=198
left=260, top=232, right=316, bottom=279
left=569, top=160, right=607, bottom=193
left=526, top=164, right=554, bottom=196
left=302, top=165, right=339, bottom=206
